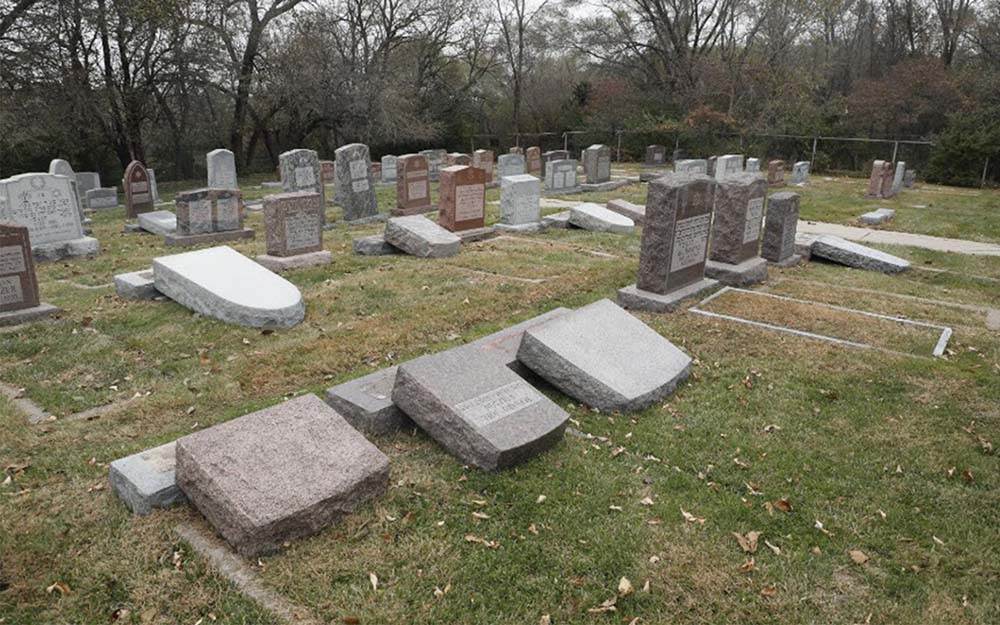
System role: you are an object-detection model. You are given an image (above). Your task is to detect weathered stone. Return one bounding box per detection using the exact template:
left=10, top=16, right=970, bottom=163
left=0, top=222, right=40, bottom=313
left=86, top=188, right=118, bottom=210
left=176, top=394, right=390, bottom=557
left=569, top=203, right=634, bottom=233
left=206, top=149, right=238, bottom=189
left=790, top=161, right=810, bottom=184
left=605, top=199, right=645, bottom=225
left=810, top=235, right=910, bottom=273
left=675, top=159, right=708, bottom=175
left=392, top=346, right=568, bottom=471
left=767, top=160, right=785, bottom=186
left=525, top=147, right=542, bottom=176
left=255, top=250, right=331, bottom=272
left=370, top=162, right=382, bottom=181
left=582, top=144, right=611, bottom=184
left=541, top=150, right=569, bottom=176
left=320, top=160, right=336, bottom=185
left=497, top=153, right=526, bottom=179
left=715, top=154, right=744, bottom=180
left=859, top=207, right=896, bottom=225
left=707, top=156, right=718, bottom=176
left=381, top=155, right=397, bottom=183
left=114, top=269, right=160, bottom=300
left=761, top=192, right=800, bottom=265
left=279, top=149, right=325, bottom=223
left=138, top=210, right=177, bottom=236
left=109, top=442, right=186, bottom=515
left=544, top=159, right=580, bottom=194
left=891, top=161, right=906, bottom=195
left=147, top=168, right=162, bottom=203
left=175, top=188, right=243, bottom=235
left=263, top=191, right=323, bottom=257
left=517, top=299, right=691, bottom=412
left=49, top=159, right=83, bottom=213
left=0, top=173, right=98, bottom=262
left=394, top=154, right=433, bottom=216
left=419, top=149, right=446, bottom=181
left=153, top=246, right=305, bottom=327
left=384, top=215, right=460, bottom=258
left=439, top=165, right=486, bottom=232
left=498, top=174, right=540, bottom=229
left=745, top=158, right=761, bottom=172
left=163, top=228, right=254, bottom=248
left=472, top=149, right=495, bottom=182
left=645, top=145, right=666, bottom=167
left=447, top=153, right=472, bottom=166
left=866, top=160, right=895, bottom=199
left=75, top=172, right=101, bottom=197
left=704, top=256, right=768, bottom=286
left=353, top=234, right=402, bottom=256
left=581, top=180, right=629, bottom=193
left=708, top=174, right=768, bottom=265
left=540, top=211, right=571, bottom=229
left=903, top=169, right=916, bottom=188
left=334, top=143, right=378, bottom=221
left=123, top=161, right=155, bottom=217
left=325, top=368, right=408, bottom=435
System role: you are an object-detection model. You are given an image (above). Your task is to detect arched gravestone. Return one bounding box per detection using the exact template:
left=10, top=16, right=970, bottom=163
left=123, top=161, right=155, bottom=218
left=334, top=143, right=378, bottom=222
left=206, top=149, right=238, bottom=189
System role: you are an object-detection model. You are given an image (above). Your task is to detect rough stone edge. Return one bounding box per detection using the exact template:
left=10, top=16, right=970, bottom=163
left=32, top=237, right=100, bottom=264
left=0, top=303, right=61, bottom=327
left=255, top=251, right=332, bottom=273
left=163, top=228, right=255, bottom=248
left=705, top=257, right=769, bottom=287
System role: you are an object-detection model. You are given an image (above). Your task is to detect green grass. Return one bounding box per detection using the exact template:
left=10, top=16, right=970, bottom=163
left=1, top=171, right=999, bottom=624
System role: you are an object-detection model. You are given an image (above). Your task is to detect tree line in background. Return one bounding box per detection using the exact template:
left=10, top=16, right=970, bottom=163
left=1, top=0, right=999, bottom=186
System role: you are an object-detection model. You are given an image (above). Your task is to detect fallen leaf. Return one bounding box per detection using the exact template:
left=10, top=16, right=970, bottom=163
left=587, top=597, right=617, bottom=613
left=733, top=531, right=760, bottom=553
left=539, top=616, right=551, bottom=625
left=472, top=511, right=490, bottom=520
left=738, top=558, right=755, bottom=573
left=639, top=497, right=654, bottom=506
left=46, top=582, right=71, bottom=595
left=618, top=577, right=633, bottom=597
left=369, top=572, right=378, bottom=592
left=528, top=523, right=538, bottom=535
left=760, top=585, right=778, bottom=597
left=641, top=579, right=650, bottom=593
left=849, top=550, right=870, bottom=565
left=681, top=508, right=705, bottom=524
left=773, top=499, right=792, bottom=512
left=464, top=534, right=499, bottom=549
left=764, top=540, right=781, bottom=556
left=536, top=495, right=547, bottom=504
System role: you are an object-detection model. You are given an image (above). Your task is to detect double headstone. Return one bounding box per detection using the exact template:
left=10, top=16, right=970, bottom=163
left=761, top=191, right=801, bottom=266
left=206, top=149, right=238, bottom=189
left=170, top=188, right=250, bottom=247
left=279, top=149, right=324, bottom=222
left=124, top=160, right=155, bottom=218
left=0, top=173, right=99, bottom=262
left=541, top=150, right=569, bottom=177
left=439, top=165, right=486, bottom=234
left=0, top=222, right=59, bottom=324
left=393, top=154, right=433, bottom=216
left=705, top=174, right=768, bottom=286
left=582, top=144, right=611, bottom=184
left=617, top=173, right=718, bottom=312
left=675, top=159, right=708, bottom=175
left=525, top=147, right=542, bottom=176
left=335, top=143, right=378, bottom=222
left=497, top=174, right=541, bottom=232
left=497, top=153, right=526, bottom=179
left=544, top=159, right=580, bottom=194
left=645, top=145, right=666, bottom=167
left=257, top=191, right=331, bottom=271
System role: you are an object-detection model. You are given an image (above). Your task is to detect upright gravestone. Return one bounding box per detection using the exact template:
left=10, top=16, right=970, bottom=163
left=394, top=154, right=433, bottom=216
left=903, top=169, right=916, bottom=188
left=0, top=222, right=59, bottom=324
left=169, top=188, right=251, bottom=247
left=371, top=162, right=382, bottom=181
left=791, top=161, right=810, bottom=184
left=381, top=155, right=397, bottom=183
left=124, top=160, right=155, bottom=218
left=544, top=159, right=580, bottom=194
left=497, top=174, right=541, bottom=232
left=86, top=188, right=118, bottom=210
left=890, top=161, right=906, bottom=195
left=279, top=149, right=325, bottom=223
left=761, top=191, right=801, bottom=266
left=645, top=145, right=666, bottom=167
left=472, top=149, right=495, bottom=183
left=617, top=173, right=718, bottom=312
left=49, top=159, right=84, bottom=216
left=525, top=147, right=542, bottom=176
left=257, top=191, right=331, bottom=271
left=715, top=155, right=744, bottom=180
left=0, top=173, right=99, bottom=262
left=707, top=156, right=718, bottom=177
left=320, top=160, right=336, bottom=186
left=704, top=173, right=768, bottom=286
left=541, top=150, right=569, bottom=177
left=75, top=172, right=101, bottom=196
left=439, top=165, right=486, bottom=235
left=448, top=153, right=472, bottom=166
left=509, top=146, right=524, bottom=155
left=675, top=159, right=708, bottom=175
left=206, top=149, right=238, bottom=189
left=582, top=144, right=611, bottom=184
left=420, top=149, right=446, bottom=181
left=497, top=153, right=526, bottom=179
left=745, top=158, right=761, bottom=172
left=147, top=169, right=161, bottom=203
left=767, top=160, right=785, bottom=186
left=335, top=143, right=378, bottom=222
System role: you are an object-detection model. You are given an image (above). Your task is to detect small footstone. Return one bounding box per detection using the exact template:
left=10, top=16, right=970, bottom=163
left=810, top=235, right=910, bottom=274
left=392, top=347, right=568, bottom=471
left=255, top=250, right=332, bottom=272
left=540, top=211, right=572, bottom=229
left=605, top=199, right=646, bottom=225
left=176, top=394, right=390, bottom=557
left=569, top=203, right=635, bottom=234
left=384, top=215, right=460, bottom=258
left=353, top=234, right=402, bottom=256
left=325, top=367, right=409, bottom=435
left=859, top=208, right=895, bottom=225
left=517, top=299, right=691, bottom=412
left=32, top=237, right=100, bottom=264
left=704, top=256, right=769, bottom=287
left=138, top=210, right=177, bottom=236
left=114, top=269, right=160, bottom=300
left=109, top=442, right=186, bottom=516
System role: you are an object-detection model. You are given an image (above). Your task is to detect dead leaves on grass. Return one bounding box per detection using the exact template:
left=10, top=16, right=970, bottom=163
left=849, top=550, right=870, bottom=565
left=733, top=531, right=760, bottom=554
left=464, top=534, right=499, bottom=549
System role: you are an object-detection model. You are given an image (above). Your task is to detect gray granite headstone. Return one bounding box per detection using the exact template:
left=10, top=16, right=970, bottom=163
left=138, top=210, right=178, bottom=236
left=675, top=159, right=708, bottom=175
left=279, top=149, right=324, bottom=223
left=810, top=235, right=909, bottom=274
left=790, top=161, right=810, bottom=184
left=709, top=174, right=768, bottom=265
left=745, top=158, right=761, bottom=172
left=335, top=143, right=378, bottom=221
left=715, top=154, right=744, bottom=180
left=645, top=145, right=666, bottom=167
left=544, top=159, right=580, bottom=193
left=384, top=215, right=460, bottom=258
left=761, top=191, right=800, bottom=265
left=498, top=174, right=540, bottom=229
left=890, top=161, right=906, bottom=194
left=207, top=149, right=238, bottom=189
left=109, top=442, right=186, bottom=516
left=582, top=144, right=611, bottom=184
left=419, top=149, right=446, bottom=181
left=497, top=153, right=526, bottom=179
left=381, top=155, right=398, bottom=183
left=85, top=188, right=117, bottom=210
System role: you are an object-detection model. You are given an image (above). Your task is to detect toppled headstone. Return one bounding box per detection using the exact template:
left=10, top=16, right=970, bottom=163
left=114, top=268, right=159, bottom=300
left=0, top=222, right=59, bottom=325
left=124, top=160, right=155, bottom=217
left=569, top=203, right=634, bottom=234
left=518, top=299, right=691, bottom=412
left=257, top=191, right=331, bottom=271
left=644, top=145, right=666, bottom=167
left=544, top=159, right=581, bottom=194
left=790, top=161, right=810, bottom=184
left=859, top=207, right=896, bottom=225
left=153, top=246, right=305, bottom=328
left=393, top=154, right=433, bottom=216
left=176, top=394, right=390, bottom=557
left=109, top=442, right=186, bottom=515
left=497, top=174, right=542, bottom=232
left=675, top=159, right=708, bottom=175
left=207, top=149, right=238, bottom=189
left=705, top=173, right=768, bottom=287
left=605, top=199, right=645, bottom=225
left=335, top=143, right=378, bottom=222
left=810, top=235, right=909, bottom=273
left=86, top=188, right=118, bottom=210
left=168, top=188, right=252, bottom=247
left=392, top=346, right=568, bottom=471
left=137, top=210, right=177, bottom=236
left=353, top=234, right=402, bottom=256
left=583, top=144, right=611, bottom=184
left=761, top=192, right=801, bottom=266
left=540, top=211, right=571, bottom=229
left=0, top=173, right=99, bottom=263
left=384, top=215, right=460, bottom=258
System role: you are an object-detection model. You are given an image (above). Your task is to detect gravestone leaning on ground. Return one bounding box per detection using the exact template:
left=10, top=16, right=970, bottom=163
left=617, top=173, right=718, bottom=312
left=384, top=215, right=460, bottom=258
left=257, top=191, right=331, bottom=272
left=335, top=143, right=379, bottom=222
left=393, top=154, right=433, bottom=216
left=761, top=191, right=801, bottom=266
left=0, top=222, right=60, bottom=325
left=705, top=173, right=769, bottom=287
left=0, top=173, right=99, bottom=263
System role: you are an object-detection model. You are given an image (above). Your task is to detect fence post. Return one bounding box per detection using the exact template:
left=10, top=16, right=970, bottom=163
left=563, top=133, right=568, bottom=151
left=811, top=136, right=818, bottom=165
left=616, top=130, right=623, bottom=163
left=891, top=141, right=899, bottom=164
left=983, top=157, right=990, bottom=189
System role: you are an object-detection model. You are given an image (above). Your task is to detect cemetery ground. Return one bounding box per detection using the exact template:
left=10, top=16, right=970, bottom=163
left=1, top=170, right=999, bottom=625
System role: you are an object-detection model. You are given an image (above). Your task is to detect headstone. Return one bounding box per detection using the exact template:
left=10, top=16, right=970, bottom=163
left=761, top=191, right=801, bottom=266
left=439, top=165, right=486, bottom=232
left=790, top=161, right=810, bottom=184
left=206, top=149, right=238, bottom=188
left=153, top=246, right=305, bottom=328
left=745, top=158, right=761, bottom=172
left=384, top=215, right=460, bottom=258
left=541, top=211, right=571, bottom=229
left=878, top=161, right=896, bottom=198
left=672, top=149, right=686, bottom=162
left=334, top=143, right=378, bottom=222
left=371, top=162, right=382, bottom=181
left=859, top=207, right=896, bottom=225
left=544, top=159, right=580, bottom=194
left=394, top=154, right=433, bottom=215
left=75, top=172, right=101, bottom=196
left=525, top=147, right=542, bottom=176
left=278, top=149, right=325, bottom=221
left=447, top=153, right=472, bottom=166
left=48, top=159, right=82, bottom=210
left=810, top=235, right=910, bottom=274
left=353, top=234, right=402, bottom=256
left=175, top=394, right=390, bottom=557
left=903, top=169, right=916, bottom=188
left=675, top=159, right=708, bottom=175
left=509, top=146, right=524, bottom=155
left=582, top=144, right=611, bottom=184
left=645, top=145, right=666, bottom=167
left=380, top=155, right=397, bottom=183
left=890, top=161, right=906, bottom=194
left=568, top=203, right=634, bottom=233
left=137, top=210, right=177, bottom=236
left=109, top=442, right=186, bottom=516
left=497, top=174, right=541, bottom=231
left=123, top=160, right=155, bottom=217
left=326, top=367, right=408, bottom=434
left=517, top=299, right=691, bottom=412
left=0, top=173, right=98, bottom=262
left=541, top=150, right=569, bottom=176
left=705, top=173, right=768, bottom=286
left=472, top=149, right=495, bottom=182
left=174, top=188, right=243, bottom=235
left=147, top=168, right=161, bottom=203
left=392, top=345, right=568, bottom=471
left=85, top=188, right=117, bottom=210
left=320, top=160, right=336, bottom=185
left=767, top=160, right=785, bottom=186
left=497, top=153, right=526, bottom=179
left=0, top=222, right=40, bottom=313
left=262, top=191, right=324, bottom=257
left=715, top=154, right=744, bottom=180
left=617, top=173, right=717, bottom=312
left=114, top=268, right=159, bottom=300
left=605, top=199, right=645, bottom=225
left=707, top=156, right=718, bottom=176
left=420, top=149, right=446, bottom=181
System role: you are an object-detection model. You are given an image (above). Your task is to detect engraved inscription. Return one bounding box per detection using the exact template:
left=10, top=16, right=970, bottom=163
left=0, top=245, right=26, bottom=274
left=670, top=213, right=711, bottom=271
left=743, top=197, right=764, bottom=244
left=187, top=199, right=213, bottom=233
left=215, top=196, right=240, bottom=231
left=0, top=275, right=23, bottom=306
left=349, top=159, right=367, bottom=179
left=454, top=184, right=484, bottom=221
left=352, top=179, right=370, bottom=193
left=294, top=166, right=316, bottom=188
left=408, top=180, right=427, bottom=200
left=284, top=209, right=320, bottom=251
left=455, top=381, right=542, bottom=428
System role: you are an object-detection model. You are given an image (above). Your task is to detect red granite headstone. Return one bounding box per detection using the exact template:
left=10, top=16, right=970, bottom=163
left=393, top=154, right=433, bottom=216
left=0, top=222, right=40, bottom=313
left=438, top=165, right=486, bottom=232
left=526, top=147, right=542, bottom=176
left=123, top=161, right=154, bottom=218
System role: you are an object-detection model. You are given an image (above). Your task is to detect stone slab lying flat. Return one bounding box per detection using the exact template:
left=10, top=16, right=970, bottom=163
left=705, top=256, right=768, bottom=287
left=384, top=215, right=460, bottom=258
left=580, top=180, right=629, bottom=192
left=255, top=250, right=332, bottom=273
left=176, top=394, right=390, bottom=557
left=0, top=302, right=60, bottom=327
left=153, top=246, right=305, bottom=328
left=517, top=299, right=691, bottom=412
left=810, top=235, right=910, bottom=274
left=769, top=254, right=802, bottom=268
left=454, top=226, right=498, bottom=244
left=109, top=441, right=186, bottom=515
left=569, top=203, right=635, bottom=234
left=859, top=208, right=896, bottom=225
left=33, top=236, right=100, bottom=264
left=495, top=222, right=544, bottom=233
left=617, top=278, right=718, bottom=313
left=639, top=171, right=669, bottom=183
left=114, top=269, right=160, bottom=300
left=353, top=234, right=402, bottom=256
left=138, top=210, right=177, bottom=236
left=163, top=228, right=255, bottom=248
left=540, top=211, right=572, bottom=229
left=605, top=199, right=646, bottom=225
left=393, top=348, right=568, bottom=471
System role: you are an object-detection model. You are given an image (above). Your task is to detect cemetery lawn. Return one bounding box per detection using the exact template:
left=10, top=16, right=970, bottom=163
left=2, top=174, right=999, bottom=625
